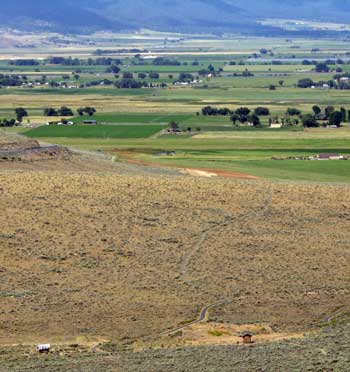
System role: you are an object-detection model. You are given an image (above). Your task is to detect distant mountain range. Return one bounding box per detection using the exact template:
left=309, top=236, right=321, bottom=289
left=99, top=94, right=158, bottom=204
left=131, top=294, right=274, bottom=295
left=1, top=0, right=350, bottom=34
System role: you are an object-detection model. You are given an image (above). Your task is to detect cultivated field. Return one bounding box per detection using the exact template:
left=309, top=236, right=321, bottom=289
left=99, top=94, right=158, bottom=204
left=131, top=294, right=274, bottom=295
left=1, top=33, right=350, bottom=182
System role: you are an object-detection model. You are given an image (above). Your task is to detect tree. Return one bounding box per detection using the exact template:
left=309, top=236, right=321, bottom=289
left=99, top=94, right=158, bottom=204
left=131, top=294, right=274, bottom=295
left=122, top=72, right=133, bottom=79
left=44, top=108, right=58, bottom=116
left=85, top=107, right=96, bottom=116
left=340, top=107, right=347, bottom=122
left=115, top=79, right=142, bottom=88
left=198, top=69, right=210, bottom=76
left=269, top=85, right=276, bottom=90
left=106, top=65, right=120, bottom=74
left=138, top=73, right=147, bottom=79
left=315, top=63, right=330, bottom=73
left=231, top=114, right=239, bottom=126
left=329, top=111, right=343, bottom=127
left=178, top=73, right=194, bottom=82
left=279, top=80, right=284, bottom=86
left=15, top=107, right=28, bottom=122
left=235, top=107, right=250, bottom=116
left=312, top=105, right=321, bottom=116
left=297, top=78, right=314, bottom=88
left=302, top=114, right=319, bottom=128
left=49, top=80, right=59, bottom=88
left=286, top=108, right=301, bottom=116
left=58, top=106, right=74, bottom=116
left=201, top=106, right=231, bottom=116
left=208, top=64, right=215, bottom=72
left=238, top=115, right=248, bottom=124
left=0, top=118, right=16, bottom=127
left=169, top=121, right=179, bottom=130
left=254, top=107, right=270, bottom=116
left=325, top=105, right=335, bottom=119
left=248, top=114, right=261, bottom=127
left=77, top=107, right=97, bottom=116
left=149, top=72, right=160, bottom=79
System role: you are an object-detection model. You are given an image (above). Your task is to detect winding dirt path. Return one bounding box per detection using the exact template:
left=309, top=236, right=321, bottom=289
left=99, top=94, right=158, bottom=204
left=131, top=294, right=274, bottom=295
left=162, top=187, right=274, bottom=336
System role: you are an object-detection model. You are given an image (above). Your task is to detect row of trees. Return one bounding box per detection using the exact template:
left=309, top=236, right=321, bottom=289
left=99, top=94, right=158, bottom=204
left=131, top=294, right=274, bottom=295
left=114, top=79, right=168, bottom=89
left=201, top=104, right=350, bottom=129
left=0, top=74, right=27, bottom=87
left=0, top=118, right=16, bottom=127
left=44, top=107, right=73, bottom=117
left=137, top=72, right=159, bottom=79
left=1, top=106, right=98, bottom=125
left=201, top=106, right=270, bottom=117
left=1, top=108, right=29, bottom=123
left=202, top=106, right=265, bottom=127
left=294, top=105, right=349, bottom=128
left=9, top=59, right=39, bottom=66
left=152, top=57, right=181, bottom=66
left=297, top=77, right=350, bottom=90
left=47, top=57, right=122, bottom=66
left=44, top=106, right=97, bottom=117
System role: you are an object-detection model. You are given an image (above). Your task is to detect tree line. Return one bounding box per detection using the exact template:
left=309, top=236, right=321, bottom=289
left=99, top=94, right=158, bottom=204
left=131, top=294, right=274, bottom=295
left=0, top=106, right=97, bottom=127
left=201, top=105, right=350, bottom=128
left=44, top=107, right=97, bottom=117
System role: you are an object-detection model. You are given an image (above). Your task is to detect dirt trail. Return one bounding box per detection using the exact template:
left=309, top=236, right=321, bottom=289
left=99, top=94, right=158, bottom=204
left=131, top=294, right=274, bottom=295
left=162, top=188, right=274, bottom=336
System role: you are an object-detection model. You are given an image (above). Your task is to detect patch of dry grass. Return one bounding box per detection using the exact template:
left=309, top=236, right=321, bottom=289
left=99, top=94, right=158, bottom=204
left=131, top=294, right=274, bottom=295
left=0, top=170, right=349, bottom=349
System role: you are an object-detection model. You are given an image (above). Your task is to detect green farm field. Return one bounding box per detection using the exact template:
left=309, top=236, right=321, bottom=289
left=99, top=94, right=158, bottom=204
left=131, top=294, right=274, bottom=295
left=2, top=34, right=350, bottom=183
left=24, top=124, right=166, bottom=139
left=25, top=127, right=350, bottom=182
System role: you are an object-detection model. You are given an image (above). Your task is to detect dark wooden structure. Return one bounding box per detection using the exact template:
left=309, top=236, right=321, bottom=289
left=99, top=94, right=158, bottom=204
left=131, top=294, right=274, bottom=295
left=241, top=332, right=253, bottom=344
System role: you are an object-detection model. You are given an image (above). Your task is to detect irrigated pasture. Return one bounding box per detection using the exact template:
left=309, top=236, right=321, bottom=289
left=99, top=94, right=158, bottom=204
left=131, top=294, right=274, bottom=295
left=27, top=127, right=350, bottom=182
left=25, top=124, right=166, bottom=139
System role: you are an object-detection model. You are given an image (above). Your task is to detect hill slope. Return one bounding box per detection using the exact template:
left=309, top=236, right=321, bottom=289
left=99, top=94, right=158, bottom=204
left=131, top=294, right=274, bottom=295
left=1, top=0, right=350, bottom=33
left=0, top=0, right=123, bottom=33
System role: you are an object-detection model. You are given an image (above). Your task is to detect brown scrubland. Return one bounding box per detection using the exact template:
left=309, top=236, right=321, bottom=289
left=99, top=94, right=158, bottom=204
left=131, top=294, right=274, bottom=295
left=1, top=135, right=350, bottom=371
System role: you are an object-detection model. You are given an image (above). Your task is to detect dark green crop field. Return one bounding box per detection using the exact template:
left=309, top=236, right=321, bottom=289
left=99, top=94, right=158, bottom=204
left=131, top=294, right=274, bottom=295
left=25, top=124, right=166, bottom=139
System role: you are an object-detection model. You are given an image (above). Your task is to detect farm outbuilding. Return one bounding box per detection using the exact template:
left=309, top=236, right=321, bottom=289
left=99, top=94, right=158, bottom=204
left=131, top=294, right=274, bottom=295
left=240, top=332, right=253, bottom=344
left=37, top=344, right=51, bottom=353
left=318, top=153, right=343, bottom=160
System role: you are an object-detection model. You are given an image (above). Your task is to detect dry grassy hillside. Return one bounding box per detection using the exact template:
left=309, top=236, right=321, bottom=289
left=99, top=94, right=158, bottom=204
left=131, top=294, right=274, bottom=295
left=1, top=171, right=349, bottom=351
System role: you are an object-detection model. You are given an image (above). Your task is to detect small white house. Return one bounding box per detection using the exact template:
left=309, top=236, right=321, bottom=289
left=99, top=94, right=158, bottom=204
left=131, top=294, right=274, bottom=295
left=270, top=123, right=282, bottom=129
